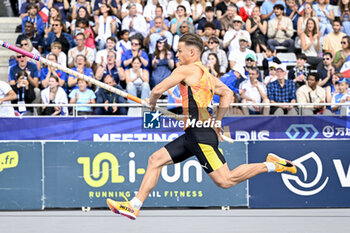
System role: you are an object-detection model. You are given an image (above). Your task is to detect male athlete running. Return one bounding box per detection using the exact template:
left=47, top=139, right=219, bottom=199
left=107, top=33, right=297, bottom=220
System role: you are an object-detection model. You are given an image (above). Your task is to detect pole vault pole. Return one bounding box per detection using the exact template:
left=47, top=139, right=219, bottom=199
left=0, top=40, right=234, bottom=143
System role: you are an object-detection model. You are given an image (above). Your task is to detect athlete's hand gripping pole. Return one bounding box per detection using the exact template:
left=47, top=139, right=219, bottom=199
left=0, top=40, right=234, bottom=143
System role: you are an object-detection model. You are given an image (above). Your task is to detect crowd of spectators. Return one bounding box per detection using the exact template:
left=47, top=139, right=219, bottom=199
left=0, top=0, right=350, bottom=117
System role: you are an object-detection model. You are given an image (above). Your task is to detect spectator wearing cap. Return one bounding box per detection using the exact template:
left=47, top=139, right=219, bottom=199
left=201, top=22, right=218, bottom=48
left=267, top=64, right=298, bottom=115
left=331, top=78, right=350, bottom=114
left=263, top=62, right=278, bottom=86
left=22, top=3, right=45, bottom=36
left=296, top=73, right=329, bottom=115
left=68, top=33, right=95, bottom=68
left=267, top=4, right=294, bottom=52
left=240, top=67, right=270, bottom=115
left=213, top=64, right=247, bottom=103
left=151, top=37, right=175, bottom=88
left=121, top=3, right=148, bottom=38
left=261, top=0, right=286, bottom=21
left=197, top=6, right=221, bottom=37
left=216, top=0, right=238, bottom=20
left=223, top=15, right=251, bottom=56
left=317, top=52, right=340, bottom=87
left=167, top=0, right=191, bottom=18
left=143, top=16, right=173, bottom=54
left=288, top=53, right=310, bottom=89
left=121, top=0, right=143, bottom=19
left=228, top=34, right=255, bottom=69
left=170, top=5, right=193, bottom=36
left=219, top=4, right=238, bottom=37
left=244, top=54, right=262, bottom=82
left=201, top=36, right=228, bottom=74
left=262, top=46, right=281, bottom=77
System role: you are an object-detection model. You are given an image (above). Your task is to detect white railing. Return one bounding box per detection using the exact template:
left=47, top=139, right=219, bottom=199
left=1, top=102, right=350, bottom=116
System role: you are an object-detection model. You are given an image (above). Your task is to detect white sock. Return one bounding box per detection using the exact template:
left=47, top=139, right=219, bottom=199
left=130, top=197, right=143, bottom=210
left=264, top=162, right=276, bottom=173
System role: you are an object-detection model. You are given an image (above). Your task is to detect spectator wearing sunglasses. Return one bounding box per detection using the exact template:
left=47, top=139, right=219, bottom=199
left=9, top=53, right=40, bottom=88
left=333, top=36, right=350, bottom=69
left=201, top=36, right=227, bottom=73
left=16, top=21, right=42, bottom=51
left=41, top=20, right=75, bottom=55
left=171, top=20, right=195, bottom=52
left=19, top=38, right=41, bottom=72
left=170, top=5, right=193, bottom=36
left=121, top=38, right=150, bottom=71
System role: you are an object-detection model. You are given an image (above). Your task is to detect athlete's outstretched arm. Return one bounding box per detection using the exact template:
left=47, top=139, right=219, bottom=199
left=213, top=78, right=233, bottom=141
left=149, top=65, right=193, bottom=110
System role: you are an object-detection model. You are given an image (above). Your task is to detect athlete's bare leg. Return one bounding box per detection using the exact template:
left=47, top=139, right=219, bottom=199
left=135, top=147, right=174, bottom=202
left=209, top=163, right=268, bottom=189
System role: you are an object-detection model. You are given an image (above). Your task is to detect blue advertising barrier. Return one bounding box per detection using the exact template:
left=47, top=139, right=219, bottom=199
left=248, top=141, right=350, bottom=208
left=44, top=142, right=247, bottom=208
left=1, top=141, right=349, bottom=210
left=0, top=143, right=42, bottom=210
left=1, top=116, right=350, bottom=141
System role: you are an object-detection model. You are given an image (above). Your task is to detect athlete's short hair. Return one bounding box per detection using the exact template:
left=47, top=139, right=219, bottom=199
left=179, top=33, right=204, bottom=53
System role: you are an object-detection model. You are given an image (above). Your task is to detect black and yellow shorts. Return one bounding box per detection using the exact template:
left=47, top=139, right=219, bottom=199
left=164, top=127, right=226, bottom=173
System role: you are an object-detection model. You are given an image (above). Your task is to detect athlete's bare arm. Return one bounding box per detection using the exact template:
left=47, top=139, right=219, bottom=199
left=213, top=77, right=233, bottom=141
left=149, top=64, right=201, bottom=110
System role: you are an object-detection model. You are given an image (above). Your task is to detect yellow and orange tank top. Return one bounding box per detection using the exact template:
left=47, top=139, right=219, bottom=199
left=179, top=62, right=216, bottom=129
